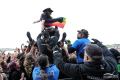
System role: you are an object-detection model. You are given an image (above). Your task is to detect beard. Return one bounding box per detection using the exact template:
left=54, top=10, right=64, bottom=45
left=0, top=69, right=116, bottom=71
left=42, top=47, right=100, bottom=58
left=77, top=37, right=81, bottom=39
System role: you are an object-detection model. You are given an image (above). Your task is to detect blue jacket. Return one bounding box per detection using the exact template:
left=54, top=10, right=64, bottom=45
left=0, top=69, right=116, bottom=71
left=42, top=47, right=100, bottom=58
left=32, top=65, right=59, bottom=80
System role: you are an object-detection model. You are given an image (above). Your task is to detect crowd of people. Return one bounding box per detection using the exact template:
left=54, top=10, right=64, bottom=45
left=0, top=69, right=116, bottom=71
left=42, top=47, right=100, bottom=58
left=0, top=8, right=120, bottom=80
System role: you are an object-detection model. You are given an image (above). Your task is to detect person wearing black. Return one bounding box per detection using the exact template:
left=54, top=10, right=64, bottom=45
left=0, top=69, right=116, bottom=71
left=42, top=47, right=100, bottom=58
left=9, top=61, right=21, bottom=80
left=53, top=39, right=119, bottom=80
left=109, top=48, right=120, bottom=78
left=33, top=8, right=53, bottom=32
left=37, top=29, right=60, bottom=64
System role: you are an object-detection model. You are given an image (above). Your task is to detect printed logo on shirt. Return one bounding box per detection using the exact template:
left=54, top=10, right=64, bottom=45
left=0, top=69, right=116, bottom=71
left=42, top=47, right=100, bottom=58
left=35, top=71, right=55, bottom=79
left=85, top=42, right=91, bottom=46
left=103, top=73, right=118, bottom=79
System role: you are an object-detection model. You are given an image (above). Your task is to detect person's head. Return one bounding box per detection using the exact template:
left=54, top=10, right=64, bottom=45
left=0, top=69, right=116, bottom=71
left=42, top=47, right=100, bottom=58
left=0, top=65, right=3, bottom=73
left=9, top=60, right=20, bottom=72
left=1, top=61, right=8, bottom=69
left=24, top=53, right=35, bottom=67
left=109, top=48, right=120, bottom=64
left=11, top=53, right=18, bottom=61
left=41, top=30, right=50, bottom=40
left=84, top=44, right=103, bottom=62
left=77, top=29, right=89, bottom=39
left=37, top=54, right=49, bottom=80
left=69, top=53, right=77, bottom=64
left=24, top=46, right=27, bottom=51
left=2, top=51, right=5, bottom=55
left=8, top=52, right=11, bottom=56
left=43, top=8, right=53, bottom=16
left=37, top=54, right=49, bottom=69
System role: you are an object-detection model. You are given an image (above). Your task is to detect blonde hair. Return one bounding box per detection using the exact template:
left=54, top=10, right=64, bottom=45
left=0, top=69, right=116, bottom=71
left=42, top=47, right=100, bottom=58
left=40, top=70, right=48, bottom=80
left=24, top=53, right=35, bottom=66
left=24, top=53, right=35, bottom=79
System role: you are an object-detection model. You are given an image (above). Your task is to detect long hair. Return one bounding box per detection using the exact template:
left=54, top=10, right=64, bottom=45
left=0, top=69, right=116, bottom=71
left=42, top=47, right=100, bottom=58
left=37, top=54, right=49, bottom=80
left=44, top=11, right=52, bottom=19
left=24, top=53, right=35, bottom=79
left=9, top=61, right=17, bottom=72
left=24, top=53, right=35, bottom=66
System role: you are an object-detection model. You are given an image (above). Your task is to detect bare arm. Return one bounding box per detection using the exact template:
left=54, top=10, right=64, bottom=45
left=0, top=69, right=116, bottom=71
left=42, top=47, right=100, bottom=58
left=33, top=20, right=41, bottom=24
left=41, top=20, right=45, bottom=32
left=0, top=74, right=3, bottom=80
left=21, top=44, right=24, bottom=53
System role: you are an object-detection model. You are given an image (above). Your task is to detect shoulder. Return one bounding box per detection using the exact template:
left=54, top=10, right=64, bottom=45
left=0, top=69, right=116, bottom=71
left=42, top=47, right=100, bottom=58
left=51, top=65, right=59, bottom=70
left=33, top=67, right=41, bottom=73
left=42, top=15, right=47, bottom=20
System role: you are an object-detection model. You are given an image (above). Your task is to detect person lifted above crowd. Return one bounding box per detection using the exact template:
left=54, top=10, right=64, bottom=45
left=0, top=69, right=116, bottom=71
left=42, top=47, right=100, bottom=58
left=33, top=8, right=53, bottom=32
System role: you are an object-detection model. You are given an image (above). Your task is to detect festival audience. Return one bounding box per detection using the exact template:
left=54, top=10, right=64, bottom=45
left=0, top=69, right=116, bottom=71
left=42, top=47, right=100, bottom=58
left=0, top=32, right=120, bottom=80
left=0, top=8, right=120, bottom=80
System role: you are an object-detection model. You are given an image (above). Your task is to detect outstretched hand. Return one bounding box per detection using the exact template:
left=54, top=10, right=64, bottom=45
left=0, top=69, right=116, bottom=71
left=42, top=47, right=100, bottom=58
left=91, top=38, right=100, bottom=44
left=91, top=38, right=105, bottom=47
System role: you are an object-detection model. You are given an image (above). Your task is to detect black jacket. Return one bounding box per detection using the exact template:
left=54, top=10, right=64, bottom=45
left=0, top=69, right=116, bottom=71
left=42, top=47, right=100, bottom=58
left=9, top=69, right=21, bottom=80
left=54, top=44, right=119, bottom=80
left=37, top=30, right=60, bottom=64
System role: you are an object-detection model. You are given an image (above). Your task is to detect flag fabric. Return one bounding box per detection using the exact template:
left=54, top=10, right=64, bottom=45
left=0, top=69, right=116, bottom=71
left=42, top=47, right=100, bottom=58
left=44, top=17, right=66, bottom=28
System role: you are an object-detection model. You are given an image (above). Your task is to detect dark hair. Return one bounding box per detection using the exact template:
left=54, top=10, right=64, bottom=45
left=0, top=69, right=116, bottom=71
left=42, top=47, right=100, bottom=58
left=91, top=56, right=103, bottom=62
left=44, top=11, right=52, bottom=19
left=1, top=61, right=4, bottom=67
left=37, top=54, right=48, bottom=80
left=78, top=29, right=89, bottom=38
left=9, top=61, right=17, bottom=72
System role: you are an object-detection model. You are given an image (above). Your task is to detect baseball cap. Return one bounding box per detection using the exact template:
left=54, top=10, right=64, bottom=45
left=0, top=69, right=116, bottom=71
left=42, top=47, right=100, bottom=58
left=109, top=48, right=120, bottom=60
left=77, top=29, right=89, bottom=35
left=84, top=44, right=103, bottom=60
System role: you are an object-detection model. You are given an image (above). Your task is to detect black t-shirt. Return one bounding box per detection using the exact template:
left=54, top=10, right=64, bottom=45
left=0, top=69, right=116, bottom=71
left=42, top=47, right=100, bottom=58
left=41, top=14, right=51, bottom=20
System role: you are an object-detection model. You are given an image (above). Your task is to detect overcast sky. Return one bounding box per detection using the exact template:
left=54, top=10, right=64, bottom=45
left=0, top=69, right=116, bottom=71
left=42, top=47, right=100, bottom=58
left=0, top=0, right=120, bottom=48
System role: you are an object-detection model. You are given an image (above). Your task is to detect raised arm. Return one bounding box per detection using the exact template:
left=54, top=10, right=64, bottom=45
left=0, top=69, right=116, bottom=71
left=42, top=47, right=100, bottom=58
left=53, top=46, right=80, bottom=78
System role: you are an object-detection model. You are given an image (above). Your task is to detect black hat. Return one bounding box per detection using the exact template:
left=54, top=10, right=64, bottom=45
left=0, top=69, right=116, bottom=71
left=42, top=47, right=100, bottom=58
left=77, top=29, right=89, bottom=35
left=43, top=8, right=53, bottom=12
left=42, top=31, right=49, bottom=39
left=84, top=44, right=103, bottom=59
left=109, top=48, right=120, bottom=60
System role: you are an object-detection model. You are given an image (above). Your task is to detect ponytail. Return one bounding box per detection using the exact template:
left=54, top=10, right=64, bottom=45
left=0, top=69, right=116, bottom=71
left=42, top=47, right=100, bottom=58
left=40, top=70, right=48, bottom=80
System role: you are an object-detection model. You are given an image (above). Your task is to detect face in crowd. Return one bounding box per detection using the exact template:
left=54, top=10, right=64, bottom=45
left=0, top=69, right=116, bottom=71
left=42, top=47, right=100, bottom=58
left=77, top=32, right=84, bottom=39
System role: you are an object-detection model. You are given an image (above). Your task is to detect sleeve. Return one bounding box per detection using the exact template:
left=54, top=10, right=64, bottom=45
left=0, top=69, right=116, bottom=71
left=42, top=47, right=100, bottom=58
left=54, top=31, right=60, bottom=40
left=50, top=31, right=60, bottom=48
left=72, top=40, right=80, bottom=50
left=37, top=33, right=41, bottom=40
left=102, top=46, right=117, bottom=63
left=68, top=47, right=76, bottom=54
left=97, top=42, right=117, bottom=65
left=54, top=52, right=80, bottom=78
